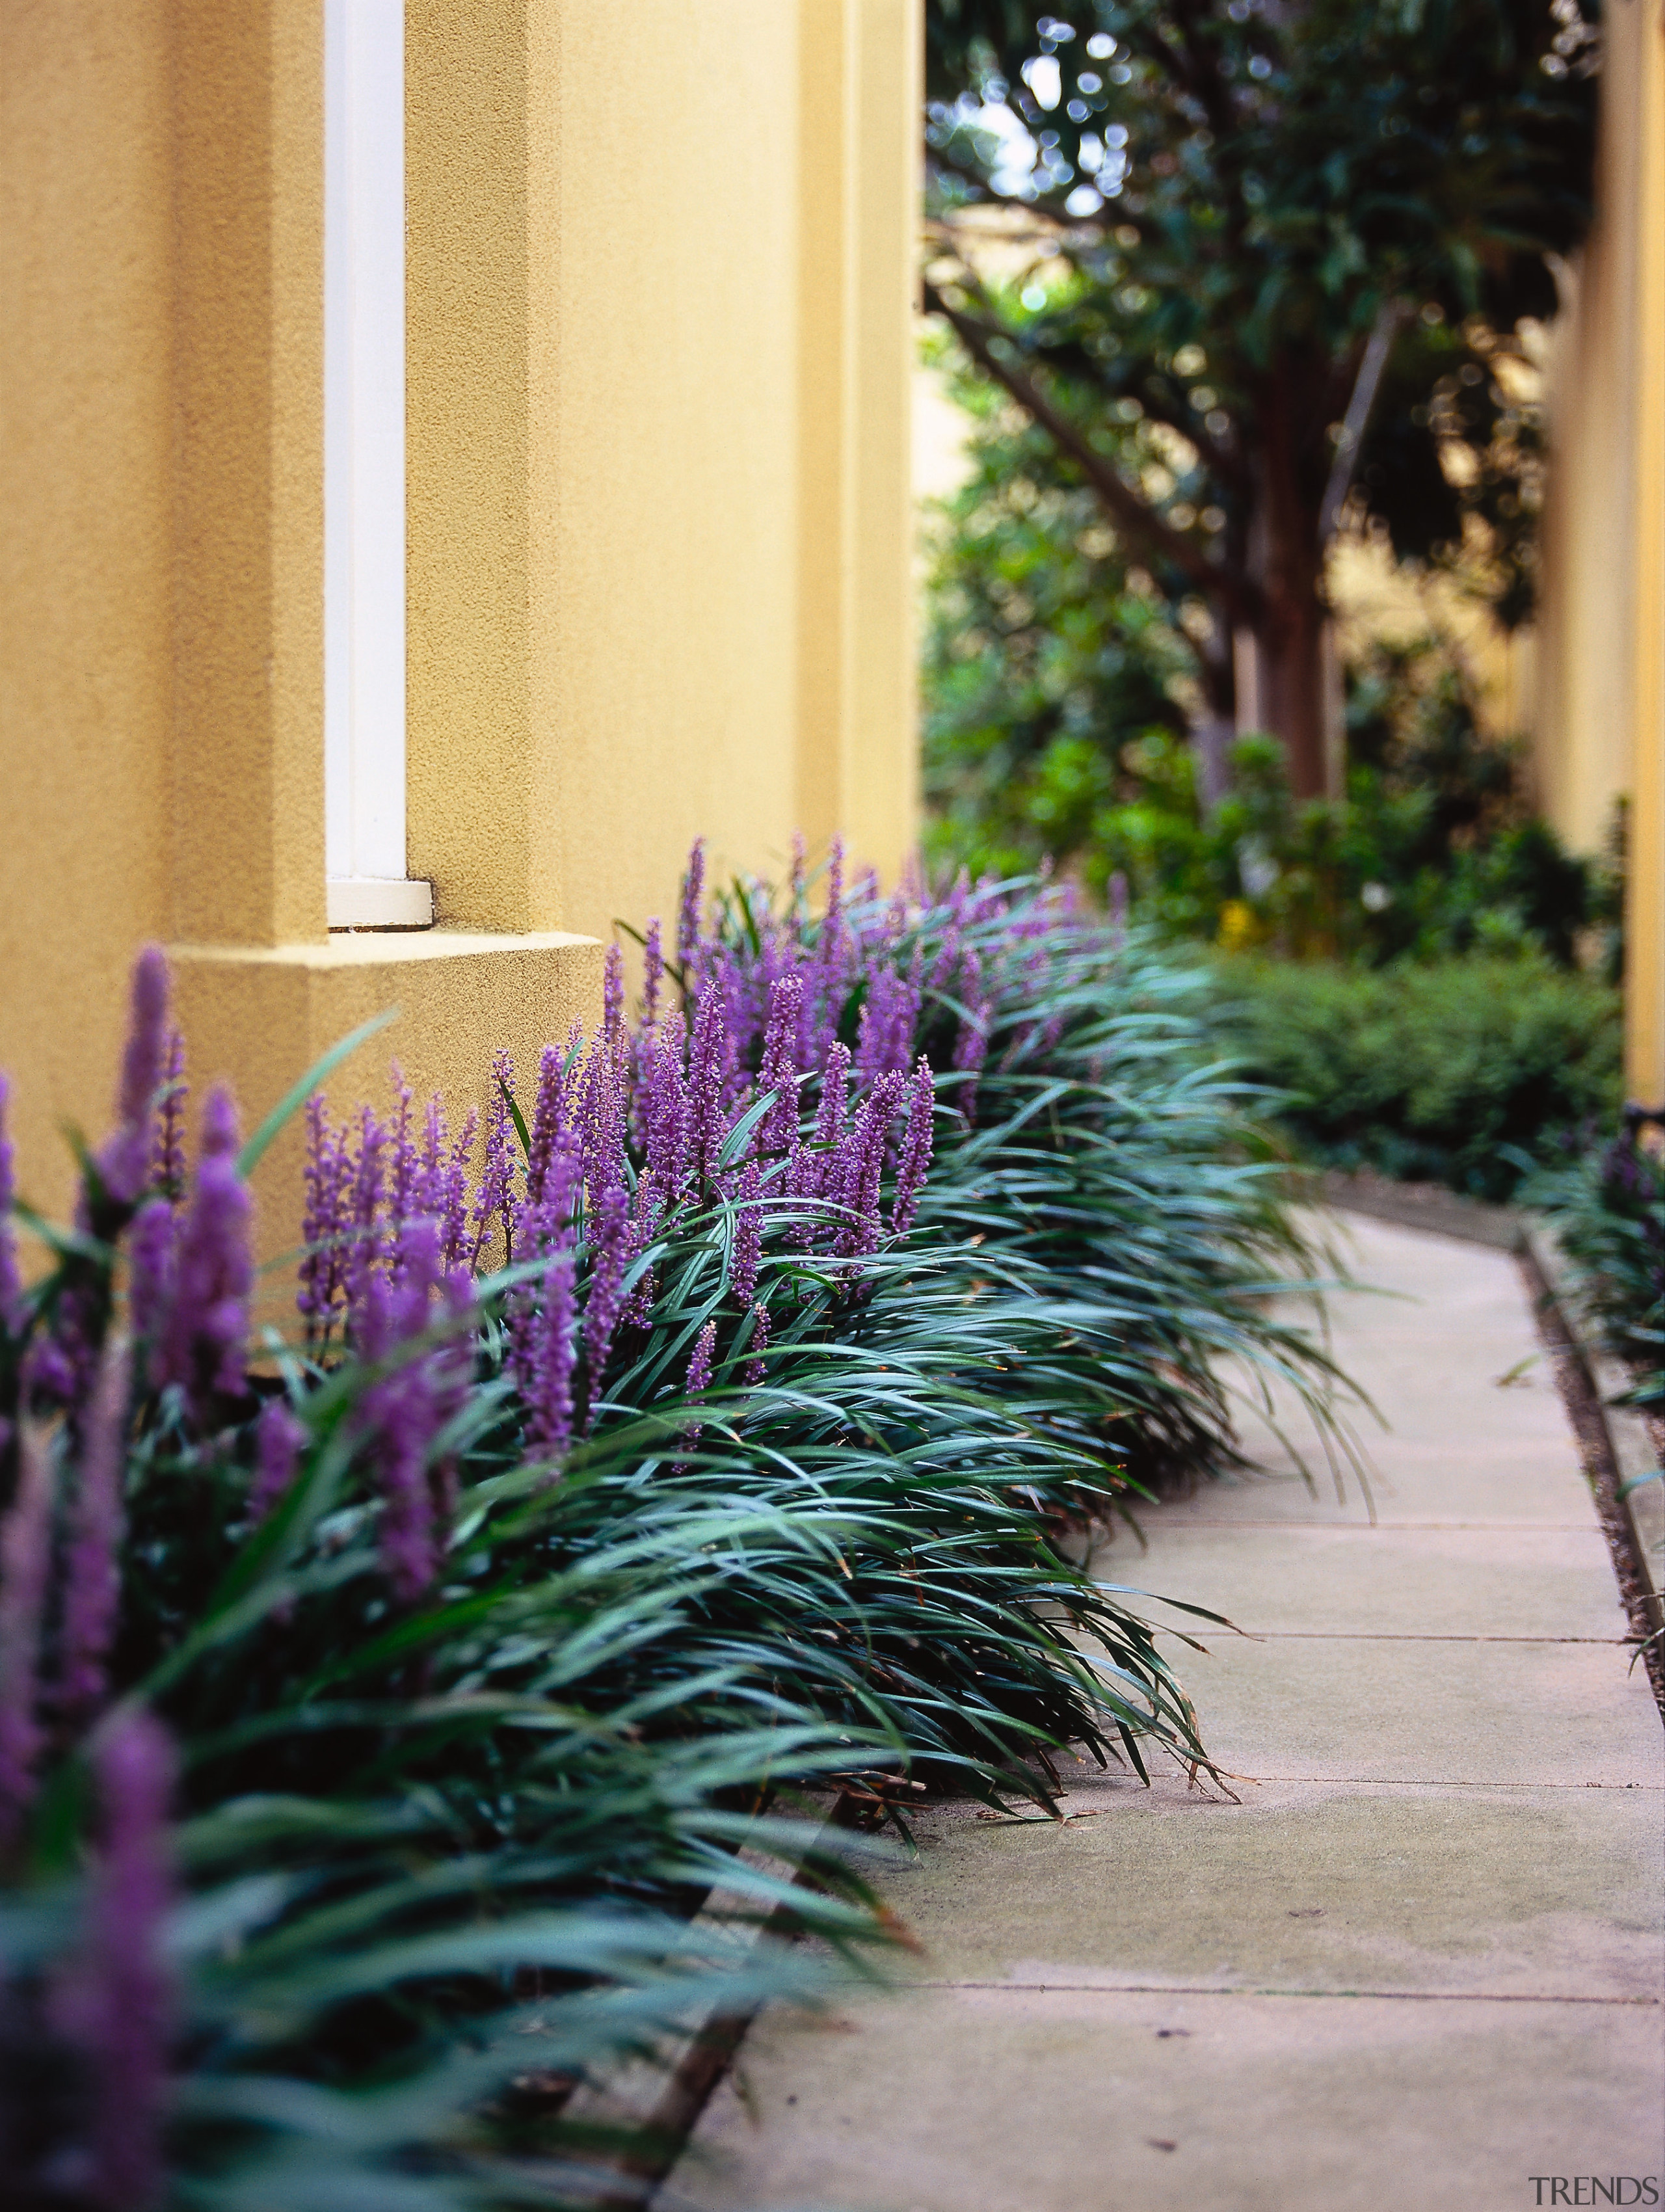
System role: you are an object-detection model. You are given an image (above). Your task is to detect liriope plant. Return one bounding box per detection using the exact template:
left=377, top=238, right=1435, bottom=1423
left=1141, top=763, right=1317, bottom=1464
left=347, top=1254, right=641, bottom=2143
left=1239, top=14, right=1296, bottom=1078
left=0, top=936, right=1214, bottom=2209
left=0, top=959, right=900, bottom=2209
left=648, top=836, right=1364, bottom=1502
left=1522, top=1125, right=1665, bottom=1407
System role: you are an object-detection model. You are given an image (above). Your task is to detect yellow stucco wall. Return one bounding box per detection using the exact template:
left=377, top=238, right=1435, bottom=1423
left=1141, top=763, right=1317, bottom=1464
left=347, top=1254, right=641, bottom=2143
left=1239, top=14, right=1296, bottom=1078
left=1, top=5, right=174, bottom=1220
left=1, top=1, right=920, bottom=1249
left=404, top=0, right=920, bottom=949
left=1535, top=0, right=1665, bottom=1101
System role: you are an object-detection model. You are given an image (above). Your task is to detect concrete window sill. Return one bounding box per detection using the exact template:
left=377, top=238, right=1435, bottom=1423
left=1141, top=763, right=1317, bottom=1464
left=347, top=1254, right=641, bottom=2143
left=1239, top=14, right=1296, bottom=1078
left=326, top=877, right=435, bottom=930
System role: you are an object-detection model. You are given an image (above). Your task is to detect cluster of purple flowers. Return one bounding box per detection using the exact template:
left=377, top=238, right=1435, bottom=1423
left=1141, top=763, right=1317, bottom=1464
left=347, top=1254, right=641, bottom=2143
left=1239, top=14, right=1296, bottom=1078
left=0, top=950, right=260, bottom=1844
left=62, top=1709, right=178, bottom=2210
left=291, top=874, right=945, bottom=1489
left=294, top=1069, right=492, bottom=1593
left=669, top=833, right=1077, bottom=1132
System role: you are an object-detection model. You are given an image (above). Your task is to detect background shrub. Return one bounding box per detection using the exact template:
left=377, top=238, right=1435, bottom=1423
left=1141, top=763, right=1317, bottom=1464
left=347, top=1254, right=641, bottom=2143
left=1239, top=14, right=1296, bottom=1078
left=1524, top=1126, right=1665, bottom=1404
left=1206, top=953, right=1623, bottom=1200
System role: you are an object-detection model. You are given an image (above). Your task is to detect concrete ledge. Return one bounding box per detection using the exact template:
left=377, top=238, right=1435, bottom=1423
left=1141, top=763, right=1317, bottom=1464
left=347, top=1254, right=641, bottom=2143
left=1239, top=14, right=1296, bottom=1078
left=1523, top=1223, right=1664, bottom=1639
left=170, top=931, right=602, bottom=1281
left=1319, top=1169, right=1523, bottom=1251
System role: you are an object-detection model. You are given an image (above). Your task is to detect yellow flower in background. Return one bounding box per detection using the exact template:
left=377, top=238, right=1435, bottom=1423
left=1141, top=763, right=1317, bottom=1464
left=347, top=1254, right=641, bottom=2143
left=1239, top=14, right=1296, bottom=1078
left=1218, top=899, right=1260, bottom=952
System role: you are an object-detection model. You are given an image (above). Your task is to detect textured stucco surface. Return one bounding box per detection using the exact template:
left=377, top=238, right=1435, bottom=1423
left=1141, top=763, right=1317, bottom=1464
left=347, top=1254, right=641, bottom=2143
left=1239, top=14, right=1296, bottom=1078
left=1, top=5, right=174, bottom=1222
left=3, top=1, right=920, bottom=1225
left=1, top=2, right=328, bottom=1224
left=171, top=932, right=602, bottom=1277
left=1535, top=0, right=1664, bottom=1099
left=405, top=0, right=920, bottom=949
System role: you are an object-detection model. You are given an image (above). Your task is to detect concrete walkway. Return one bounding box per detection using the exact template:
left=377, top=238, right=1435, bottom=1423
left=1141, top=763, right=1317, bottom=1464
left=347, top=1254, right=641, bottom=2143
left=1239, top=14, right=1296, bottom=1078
left=669, top=1215, right=1665, bottom=2212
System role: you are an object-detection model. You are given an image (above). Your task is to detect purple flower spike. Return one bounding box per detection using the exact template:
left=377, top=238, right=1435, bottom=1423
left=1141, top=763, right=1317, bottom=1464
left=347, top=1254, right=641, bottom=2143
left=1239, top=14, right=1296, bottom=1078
left=855, top=963, right=922, bottom=1083
left=675, top=1318, right=717, bottom=1468
left=298, top=1096, right=349, bottom=1342
left=603, top=942, right=626, bottom=1050
left=153, top=1088, right=253, bottom=1422
left=686, top=1318, right=716, bottom=1397
left=358, top=1216, right=460, bottom=1601
left=730, top=1158, right=763, bottom=1308
left=386, top=1068, right=418, bottom=1246
left=788, top=832, right=807, bottom=924
left=0, top=1424, right=55, bottom=1839
left=678, top=837, right=707, bottom=969
left=150, top=1032, right=187, bottom=1203
left=890, top=1058, right=937, bottom=1240
left=0, top=1073, right=25, bottom=1339
left=98, top=946, right=172, bottom=1208
left=743, top=1301, right=771, bottom=1388
left=834, top=1071, right=905, bottom=1259
left=641, top=1014, right=691, bottom=1210
left=642, top=918, right=665, bottom=1030
left=58, top=1337, right=132, bottom=1727
left=440, top=1106, right=477, bottom=1273
left=85, top=1707, right=176, bottom=2212
left=369, top=1374, right=439, bottom=1599
left=471, top=1052, right=518, bottom=1272
left=927, top=924, right=962, bottom=997
left=525, top=1045, right=570, bottom=1212
left=799, top=1041, right=851, bottom=1201
left=524, top=1252, right=577, bottom=1463
left=248, top=1396, right=307, bottom=1524
left=344, top=1106, right=389, bottom=1325
left=579, top=1037, right=628, bottom=1212
left=581, top=1178, right=632, bottom=1423
left=509, top=1125, right=581, bottom=1439
left=821, top=837, right=845, bottom=965
left=687, top=989, right=729, bottom=1186
left=758, top=976, right=805, bottom=1156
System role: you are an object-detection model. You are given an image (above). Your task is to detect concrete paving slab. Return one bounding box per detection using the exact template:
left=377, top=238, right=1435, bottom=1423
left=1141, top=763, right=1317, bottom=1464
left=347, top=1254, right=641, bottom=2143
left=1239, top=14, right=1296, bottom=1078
left=1158, top=1631, right=1662, bottom=1787
left=1210, top=1211, right=1592, bottom=1528
left=864, top=1783, right=1663, bottom=2001
left=1095, top=1521, right=1629, bottom=1639
left=674, top=1986, right=1665, bottom=2212
left=1219, top=1360, right=1592, bottom=1527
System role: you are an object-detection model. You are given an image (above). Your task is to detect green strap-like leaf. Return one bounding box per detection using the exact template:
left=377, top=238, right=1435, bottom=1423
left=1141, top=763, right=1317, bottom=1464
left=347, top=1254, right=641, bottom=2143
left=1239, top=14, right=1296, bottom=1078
left=237, top=1007, right=400, bottom=1178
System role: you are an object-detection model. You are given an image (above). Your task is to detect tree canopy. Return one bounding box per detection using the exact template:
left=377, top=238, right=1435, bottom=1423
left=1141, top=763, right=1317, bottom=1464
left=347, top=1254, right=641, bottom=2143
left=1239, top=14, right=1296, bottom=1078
left=922, top=0, right=1599, bottom=795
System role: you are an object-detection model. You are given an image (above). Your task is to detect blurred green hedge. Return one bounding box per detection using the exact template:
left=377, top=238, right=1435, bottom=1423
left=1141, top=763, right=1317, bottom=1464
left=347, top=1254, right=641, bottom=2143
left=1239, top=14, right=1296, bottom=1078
left=1206, top=953, right=1623, bottom=1201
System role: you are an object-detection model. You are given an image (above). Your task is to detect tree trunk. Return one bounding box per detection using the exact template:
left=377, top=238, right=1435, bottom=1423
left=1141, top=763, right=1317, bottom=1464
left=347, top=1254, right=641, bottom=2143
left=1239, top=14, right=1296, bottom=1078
left=1257, top=577, right=1327, bottom=799
left=1250, top=379, right=1331, bottom=801
left=1190, top=622, right=1236, bottom=813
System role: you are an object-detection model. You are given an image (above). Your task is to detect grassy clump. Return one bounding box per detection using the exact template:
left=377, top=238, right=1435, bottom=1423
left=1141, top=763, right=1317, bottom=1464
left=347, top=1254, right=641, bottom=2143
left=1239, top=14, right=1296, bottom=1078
left=685, top=854, right=1359, bottom=1495
left=1523, top=1127, right=1664, bottom=1406
left=1, top=910, right=1234, bottom=2209
left=1203, top=952, right=1623, bottom=1201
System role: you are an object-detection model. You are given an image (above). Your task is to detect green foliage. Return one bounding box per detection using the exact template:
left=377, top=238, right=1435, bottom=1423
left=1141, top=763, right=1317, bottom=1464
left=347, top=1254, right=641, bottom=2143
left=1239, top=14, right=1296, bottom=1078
left=924, top=0, right=1596, bottom=631
left=1523, top=1127, right=1665, bottom=1405
left=921, top=375, right=1193, bottom=886
left=923, top=414, right=1597, bottom=967
left=1206, top=952, right=1623, bottom=1199
left=697, top=864, right=1361, bottom=1495
left=2, top=927, right=1246, bottom=2207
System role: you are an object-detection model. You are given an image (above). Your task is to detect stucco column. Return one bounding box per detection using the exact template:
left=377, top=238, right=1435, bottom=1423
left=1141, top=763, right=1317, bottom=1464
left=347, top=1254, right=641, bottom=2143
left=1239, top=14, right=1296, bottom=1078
left=796, top=0, right=921, bottom=886
left=170, top=0, right=328, bottom=949
left=1624, top=0, right=1665, bottom=1104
